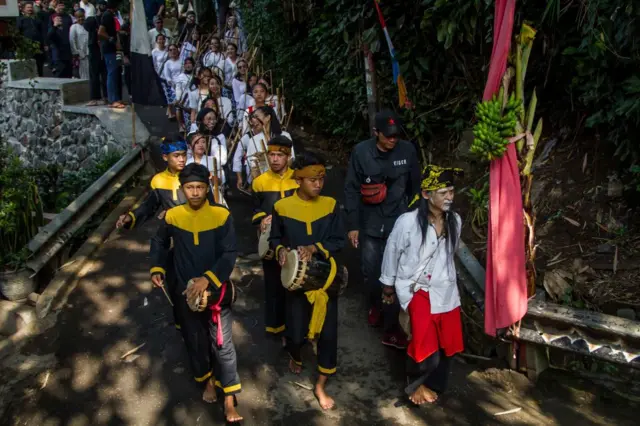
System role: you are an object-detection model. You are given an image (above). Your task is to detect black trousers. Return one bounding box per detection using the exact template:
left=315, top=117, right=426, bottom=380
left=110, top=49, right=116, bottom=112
left=285, top=290, right=338, bottom=376
left=53, top=60, right=73, bottom=78
left=172, top=284, right=214, bottom=382
left=209, top=307, right=242, bottom=395
left=88, top=52, right=107, bottom=101
left=263, top=259, right=286, bottom=334
left=405, top=349, right=452, bottom=396
left=217, top=0, right=230, bottom=36
left=361, top=235, right=400, bottom=332
left=34, top=53, right=45, bottom=77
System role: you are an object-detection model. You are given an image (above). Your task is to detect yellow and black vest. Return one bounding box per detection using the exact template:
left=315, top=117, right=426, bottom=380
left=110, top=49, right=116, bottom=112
left=251, top=168, right=298, bottom=224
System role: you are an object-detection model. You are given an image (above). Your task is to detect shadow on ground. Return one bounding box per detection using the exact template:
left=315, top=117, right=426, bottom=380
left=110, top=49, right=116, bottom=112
left=1, top=140, right=638, bottom=425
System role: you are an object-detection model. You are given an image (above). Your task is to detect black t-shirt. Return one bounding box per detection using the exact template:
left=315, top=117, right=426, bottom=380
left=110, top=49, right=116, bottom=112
left=100, top=10, right=117, bottom=54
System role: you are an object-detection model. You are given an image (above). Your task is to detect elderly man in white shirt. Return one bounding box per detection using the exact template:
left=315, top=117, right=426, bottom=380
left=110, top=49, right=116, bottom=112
left=148, top=16, right=171, bottom=52
left=380, top=165, right=464, bottom=407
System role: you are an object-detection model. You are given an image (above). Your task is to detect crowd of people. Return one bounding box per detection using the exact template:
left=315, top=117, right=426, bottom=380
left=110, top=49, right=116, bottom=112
left=17, top=0, right=467, bottom=422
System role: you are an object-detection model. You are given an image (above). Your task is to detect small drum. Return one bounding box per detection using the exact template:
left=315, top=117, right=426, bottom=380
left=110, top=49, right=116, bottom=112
left=258, top=223, right=274, bottom=260
left=185, top=279, right=236, bottom=312
left=280, top=249, right=348, bottom=297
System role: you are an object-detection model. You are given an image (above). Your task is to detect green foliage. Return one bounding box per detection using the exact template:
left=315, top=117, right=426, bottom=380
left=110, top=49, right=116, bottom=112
left=0, top=139, right=44, bottom=270
left=469, top=181, right=489, bottom=227
left=241, top=0, right=639, bottom=166
left=31, top=153, right=122, bottom=213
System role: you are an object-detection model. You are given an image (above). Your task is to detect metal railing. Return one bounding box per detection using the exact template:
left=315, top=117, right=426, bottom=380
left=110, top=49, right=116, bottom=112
left=455, top=241, right=640, bottom=368
left=27, top=146, right=147, bottom=274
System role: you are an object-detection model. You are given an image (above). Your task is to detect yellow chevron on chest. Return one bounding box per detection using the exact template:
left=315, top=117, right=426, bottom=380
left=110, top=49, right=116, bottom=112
left=166, top=204, right=230, bottom=245
left=151, top=170, right=181, bottom=201
left=253, top=169, right=298, bottom=197
left=275, top=195, right=335, bottom=235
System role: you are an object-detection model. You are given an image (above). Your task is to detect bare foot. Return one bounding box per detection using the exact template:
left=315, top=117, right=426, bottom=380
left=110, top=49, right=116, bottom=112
left=314, top=384, right=335, bottom=410
left=289, top=359, right=302, bottom=374
left=224, top=395, right=243, bottom=422
left=202, top=378, right=216, bottom=403
left=410, top=384, right=437, bottom=405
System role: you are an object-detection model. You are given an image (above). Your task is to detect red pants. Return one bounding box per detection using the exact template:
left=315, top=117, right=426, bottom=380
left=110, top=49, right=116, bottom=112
left=407, top=290, right=464, bottom=363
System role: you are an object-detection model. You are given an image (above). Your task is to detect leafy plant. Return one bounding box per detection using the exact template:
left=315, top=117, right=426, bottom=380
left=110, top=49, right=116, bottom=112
left=0, top=139, right=44, bottom=270
left=469, top=181, right=489, bottom=228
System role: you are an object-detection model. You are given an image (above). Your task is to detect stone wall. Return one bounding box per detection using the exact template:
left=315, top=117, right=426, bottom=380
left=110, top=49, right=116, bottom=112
left=0, top=87, right=124, bottom=170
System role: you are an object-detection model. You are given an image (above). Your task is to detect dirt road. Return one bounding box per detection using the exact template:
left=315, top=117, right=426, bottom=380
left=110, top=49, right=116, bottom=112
left=1, top=135, right=637, bottom=425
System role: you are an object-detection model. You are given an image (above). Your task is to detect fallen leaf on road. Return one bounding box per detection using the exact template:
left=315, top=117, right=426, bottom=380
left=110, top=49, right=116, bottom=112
left=120, top=343, right=146, bottom=360
left=563, top=216, right=580, bottom=227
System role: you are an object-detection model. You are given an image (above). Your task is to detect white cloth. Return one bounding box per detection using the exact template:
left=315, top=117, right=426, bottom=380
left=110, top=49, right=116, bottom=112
left=79, top=1, right=96, bottom=17
left=161, top=58, right=183, bottom=85
left=186, top=140, right=227, bottom=185
left=148, top=28, right=171, bottom=52
left=180, top=41, right=196, bottom=64
left=241, top=96, right=282, bottom=134
left=152, top=48, right=168, bottom=74
left=232, top=131, right=293, bottom=182
left=232, top=78, right=252, bottom=111
left=202, top=51, right=225, bottom=74
left=223, top=57, right=237, bottom=87
left=69, top=23, right=89, bottom=59
left=379, top=209, right=462, bottom=313
left=189, top=93, right=234, bottom=127
left=174, top=72, right=193, bottom=105
left=187, top=88, right=209, bottom=116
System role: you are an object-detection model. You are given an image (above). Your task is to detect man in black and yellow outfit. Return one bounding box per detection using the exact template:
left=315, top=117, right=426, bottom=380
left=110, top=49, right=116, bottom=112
left=150, top=163, right=243, bottom=423
left=251, top=135, right=298, bottom=343
left=269, top=152, right=345, bottom=410
left=116, top=135, right=188, bottom=230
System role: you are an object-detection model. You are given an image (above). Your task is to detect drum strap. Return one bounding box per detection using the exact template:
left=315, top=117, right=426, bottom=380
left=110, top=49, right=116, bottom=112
left=209, top=283, right=227, bottom=347
left=305, top=257, right=337, bottom=340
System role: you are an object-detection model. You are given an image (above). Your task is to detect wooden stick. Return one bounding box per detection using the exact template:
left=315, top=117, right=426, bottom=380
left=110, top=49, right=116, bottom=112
left=121, top=343, right=146, bottom=360
left=213, top=157, right=220, bottom=203
left=160, top=285, right=174, bottom=306
left=284, top=104, right=294, bottom=130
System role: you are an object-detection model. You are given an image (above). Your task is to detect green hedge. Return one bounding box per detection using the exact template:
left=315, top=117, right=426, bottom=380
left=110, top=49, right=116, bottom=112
left=240, top=0, right=639, bottom=164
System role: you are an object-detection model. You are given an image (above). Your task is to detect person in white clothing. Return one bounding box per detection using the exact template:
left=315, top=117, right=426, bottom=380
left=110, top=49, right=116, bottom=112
left=232, top=59, right=251, bottom=117
left=241, top=83, right=276, bottom=135
left=187, top=132, right=227, bottom=187
left=79, top=0, right=95, bottom=17
left=151, top=34, right=168, bottom=75
left=206, top=74, right=234, bottom=134
left=148, top=16, right=171, bottom=52
left=175, top=57, right=196, bottom=132
left=223, top=43, right=239, bottom=93
left=186, top=67, right=213, bottom=127
left=379, top=165, right=464, bottom=406
left=70, top=9, right=90, bottom=79
left=201, top=37, right=225, bottom=74
left=179, top=26, right=199, bottom=64
left=233, top=106, right=293, bottom=189
left=160, top=44, right=182, bottom=119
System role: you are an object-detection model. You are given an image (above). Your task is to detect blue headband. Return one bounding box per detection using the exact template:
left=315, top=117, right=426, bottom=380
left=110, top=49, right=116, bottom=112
left=161, top=140, right=187, bottom=155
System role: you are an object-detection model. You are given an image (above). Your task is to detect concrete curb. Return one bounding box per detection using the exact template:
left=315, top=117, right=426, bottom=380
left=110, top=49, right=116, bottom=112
left=36, top=184, right=150, bottom=319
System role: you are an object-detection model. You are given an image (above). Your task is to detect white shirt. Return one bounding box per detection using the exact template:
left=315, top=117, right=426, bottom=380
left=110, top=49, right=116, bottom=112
left=148, top=28, right=171, bottom=52
left=202, top=51, right=225, bottom=73
left=79, top=1, right=96, bottom=17
left=162, top=58, right=183, bottom=85
left=174, top=72, right=193, bottom=104
left=241, top=97, right=282, bottom=134
left=152, top=48, right=168, bottom=74
left=186, top=139, right=227, bottom=184
left=180, top=41, right=196, bottom=64
left=379, top=209, right=462, bottom=313
left=232, top=131, right=293, bottom=182
left=223, top=57, right=237, bottom=87
left=69, top=23, right=89, bottom=58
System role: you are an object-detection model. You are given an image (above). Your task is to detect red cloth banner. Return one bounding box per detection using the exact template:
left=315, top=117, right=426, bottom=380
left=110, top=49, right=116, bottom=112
left=483, top=0, right=528, bottom=336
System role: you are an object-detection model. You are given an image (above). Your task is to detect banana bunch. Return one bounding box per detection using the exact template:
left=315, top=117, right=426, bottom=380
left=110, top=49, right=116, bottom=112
left=471, top=94, right=522, bottom=161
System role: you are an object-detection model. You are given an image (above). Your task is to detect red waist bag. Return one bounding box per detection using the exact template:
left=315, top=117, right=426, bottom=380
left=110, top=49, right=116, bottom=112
left=360, top=183, right=387, bottom=205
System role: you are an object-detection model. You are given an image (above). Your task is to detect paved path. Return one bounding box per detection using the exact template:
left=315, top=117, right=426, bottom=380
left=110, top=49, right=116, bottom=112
left=2, top=137, right=638, bottom=425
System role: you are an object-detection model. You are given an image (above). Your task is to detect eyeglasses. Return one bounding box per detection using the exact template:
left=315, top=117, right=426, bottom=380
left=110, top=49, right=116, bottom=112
left=238, top=65, right=247, bottom=69
left=168, top=48, right=177, bottom=51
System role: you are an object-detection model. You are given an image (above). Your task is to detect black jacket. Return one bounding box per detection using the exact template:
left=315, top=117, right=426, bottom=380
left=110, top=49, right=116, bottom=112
left=344, top=138, right=421, bottom=239
left=17, top=15, right=43, bottom=46
left=48, top=26, right=72, bottom=60
left=84, top=15, right=101, bottom=56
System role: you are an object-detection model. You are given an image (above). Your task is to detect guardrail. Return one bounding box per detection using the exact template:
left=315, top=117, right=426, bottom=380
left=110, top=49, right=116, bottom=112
left=26, top=145, right=148, bottom=275
left=455, top=241, right=640, bottom=371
